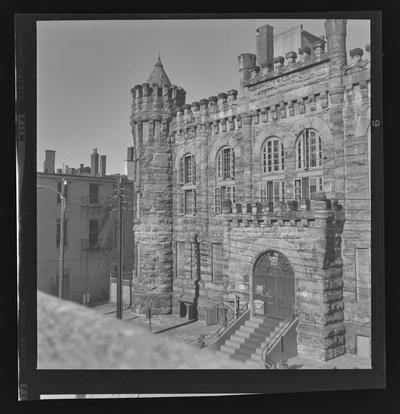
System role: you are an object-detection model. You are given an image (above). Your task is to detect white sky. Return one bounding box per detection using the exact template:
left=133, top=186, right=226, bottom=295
left=37, top=19, right=370, bottom=174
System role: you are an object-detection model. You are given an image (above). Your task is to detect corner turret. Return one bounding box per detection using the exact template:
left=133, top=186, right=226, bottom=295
left=130, top=58, right=186, bottom=315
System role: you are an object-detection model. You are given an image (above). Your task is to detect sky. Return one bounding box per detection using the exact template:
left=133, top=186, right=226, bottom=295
left=37, top=19, right=370, bottom=175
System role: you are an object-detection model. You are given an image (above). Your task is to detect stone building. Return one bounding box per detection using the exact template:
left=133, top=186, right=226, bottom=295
left=37, top=149, right=135, bottom=306
left=129, top=19, right=371, bottom=363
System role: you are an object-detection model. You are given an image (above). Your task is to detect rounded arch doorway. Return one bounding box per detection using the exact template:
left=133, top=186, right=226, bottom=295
left=253, top=250, right=295, bottom=319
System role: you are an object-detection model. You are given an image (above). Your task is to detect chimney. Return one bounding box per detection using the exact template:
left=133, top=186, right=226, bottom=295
left=256, top=24, right=274, bottom=70
left=90, top=148, right=99, bottom=176
left=100, top=155, right=107, bottom=176
left=43, top=150, right=56, bottom=174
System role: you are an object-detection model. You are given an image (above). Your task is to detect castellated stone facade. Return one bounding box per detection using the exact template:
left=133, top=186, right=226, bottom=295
left=129, top=19, right=371, bottom=361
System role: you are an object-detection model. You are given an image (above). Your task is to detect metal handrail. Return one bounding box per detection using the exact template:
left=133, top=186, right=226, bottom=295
left=261, top=311, right=297, bottom=366
left=203, top=302, right=249, bottom=347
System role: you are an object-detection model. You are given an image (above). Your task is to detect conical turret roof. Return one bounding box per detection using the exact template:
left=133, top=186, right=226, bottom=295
left=147, top=56, right=171, bottom=87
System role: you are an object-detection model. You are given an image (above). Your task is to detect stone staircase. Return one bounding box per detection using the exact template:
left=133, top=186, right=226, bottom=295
left=219, top=316, right=283, bottom=368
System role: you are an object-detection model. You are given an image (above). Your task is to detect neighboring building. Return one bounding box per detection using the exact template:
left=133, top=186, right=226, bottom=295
left=128, top=19, right=371, bottom=363
left=37, top=149, right=134, bottom=306
left=272, top=24, right=325, bottom=61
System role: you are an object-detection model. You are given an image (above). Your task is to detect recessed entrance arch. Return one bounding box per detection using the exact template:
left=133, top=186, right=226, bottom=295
left=253, top=250, right=295, bottom=319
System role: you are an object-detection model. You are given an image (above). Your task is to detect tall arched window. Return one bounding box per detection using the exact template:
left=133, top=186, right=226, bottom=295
left=262, top=137, right=284, bottom=173
left=294, top=129, right=324, bottom=200
left=178, top=153, right=196, bottom=216
left=296, top=129, right=323, bottom=170
left=216, top=146, right=235, bottom=181
left=215, top=146, right=235, bottom=213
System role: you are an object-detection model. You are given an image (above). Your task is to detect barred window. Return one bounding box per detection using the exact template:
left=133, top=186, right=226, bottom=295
left=262, top=137, right=284, bottom=173
left=178, top=189, right=196, bottom=216
left=294, top=176, right=323, bottom=200
left=179, top=154, right=196, bottom=185
left=296, top=129, right=323, bottom=170
left=216, top=147, right=235, bottom=181
left=214, top=186, right=235, bottom=213
left=260, top=181, right=284, bottom=204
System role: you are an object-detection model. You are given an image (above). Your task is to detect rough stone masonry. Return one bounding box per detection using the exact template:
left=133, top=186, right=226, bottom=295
left=128, top=19, right=371, bottom=362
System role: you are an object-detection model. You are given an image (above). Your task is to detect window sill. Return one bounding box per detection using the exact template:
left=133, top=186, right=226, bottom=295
left=216, top=179, right=235, bottom=185
left=261, top=172, right=285, bottom=179
left=181, top=183, right=196, bottom=189
left=295, top=168, right=323, bottom=177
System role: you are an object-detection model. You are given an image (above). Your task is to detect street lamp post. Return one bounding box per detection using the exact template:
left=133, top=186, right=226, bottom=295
left=37, top=178, right=67, bottom=299
left=58, top=178, right=66, bottom=299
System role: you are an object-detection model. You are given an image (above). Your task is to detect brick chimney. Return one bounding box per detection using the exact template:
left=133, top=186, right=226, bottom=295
left=90, top=148, right=99, bottom=176
left=256, top=24, right=274, bottom=70
left=100, top=155, right=107, bottom=176
left=43, top=150, right=56, bottom=174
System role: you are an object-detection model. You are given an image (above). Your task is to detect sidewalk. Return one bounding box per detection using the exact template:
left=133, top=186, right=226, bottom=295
left=92, top=303, right=220, bottom=347
left=287, top=353, right=371, bottom=369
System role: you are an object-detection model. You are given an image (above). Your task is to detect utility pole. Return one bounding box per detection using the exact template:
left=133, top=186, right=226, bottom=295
left=58, top=177, right=66, bottom=299
left=116, top=174, right=123, bottom=319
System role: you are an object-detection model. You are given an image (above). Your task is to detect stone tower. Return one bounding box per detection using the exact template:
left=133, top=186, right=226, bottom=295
left=130, top=57, right=186, bottom=314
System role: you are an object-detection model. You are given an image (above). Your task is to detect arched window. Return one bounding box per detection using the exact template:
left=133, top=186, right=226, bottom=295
left=216, top=146, right=235, bottom=181
left=262, top=137, right=284, bottom=173
left=296, top=129, right=323, bottom=170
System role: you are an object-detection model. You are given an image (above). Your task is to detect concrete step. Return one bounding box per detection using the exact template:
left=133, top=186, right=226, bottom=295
left=236, top=329, right=252, bottom=338
left=241, top=325, right=259, bottom=334
left=225, top=339, right=242, bottom=349
left=244, top=319, right=263, bottom=329
left=229, top=335, right=246, bottom=344
left=244, top=330, right=274, bottom=343
left=230, top=350, right=255, bottom=361
left=220, top=344, right=236, bottom=354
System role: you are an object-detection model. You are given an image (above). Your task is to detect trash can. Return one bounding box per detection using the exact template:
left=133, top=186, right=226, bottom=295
left=205, top=307, right=218, bottom=326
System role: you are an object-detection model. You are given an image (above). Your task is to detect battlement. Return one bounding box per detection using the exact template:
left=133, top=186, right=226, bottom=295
left=219, top=196, right=342, bottom=228
left=170, top=88, right=242, bottom=136
left=243, top=44, right=329, bottom=88
left=130, top=82, right=187, bottom=121
left=169, top=84, right=330, bottom=140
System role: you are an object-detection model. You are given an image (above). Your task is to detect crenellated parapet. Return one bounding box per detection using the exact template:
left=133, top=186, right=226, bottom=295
left=130, top=82, right=186, bottom=123
left=217, top=196, right=342, bottom=228
left=170, top=88, right=242, bottom=140
left=241, top=42, right=329, bottom=88
left=341, top=44, right=371, bottom=102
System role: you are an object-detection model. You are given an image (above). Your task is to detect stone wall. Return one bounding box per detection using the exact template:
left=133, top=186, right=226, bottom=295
left=129, top=19, right=371, bottom=361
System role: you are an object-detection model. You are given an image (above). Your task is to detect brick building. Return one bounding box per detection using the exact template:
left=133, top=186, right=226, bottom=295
left=37, top=149, right=135, bottom=306
left=128, top=19, right=371, bottom=363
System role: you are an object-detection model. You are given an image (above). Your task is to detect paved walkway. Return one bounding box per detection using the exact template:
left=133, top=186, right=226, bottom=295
left=92, top=303, right=371, bottom=369
left=286, top=353, right=371, bottom=369
left=92, top=302, right=220, bottom=347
